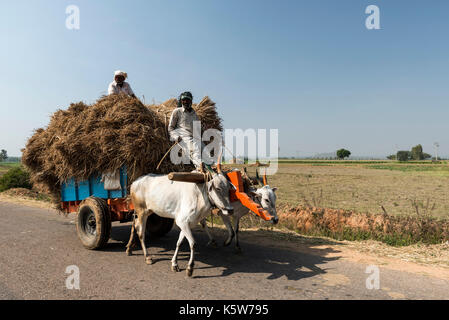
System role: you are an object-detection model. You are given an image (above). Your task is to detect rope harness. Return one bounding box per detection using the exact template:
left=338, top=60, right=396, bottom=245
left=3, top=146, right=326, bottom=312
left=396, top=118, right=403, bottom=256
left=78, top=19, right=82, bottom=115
left=202, top=171, right=218, bottom=210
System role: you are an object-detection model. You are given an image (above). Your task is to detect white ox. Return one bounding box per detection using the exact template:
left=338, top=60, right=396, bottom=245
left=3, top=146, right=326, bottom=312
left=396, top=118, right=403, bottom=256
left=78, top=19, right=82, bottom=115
left=201, top=169, right=278, bottom=252
left=126, top=167, right=234, bottom=277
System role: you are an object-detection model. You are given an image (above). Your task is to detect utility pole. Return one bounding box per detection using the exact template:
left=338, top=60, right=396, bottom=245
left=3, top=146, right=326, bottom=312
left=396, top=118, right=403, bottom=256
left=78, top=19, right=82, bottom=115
left=434, top=142, right=439, bottom=161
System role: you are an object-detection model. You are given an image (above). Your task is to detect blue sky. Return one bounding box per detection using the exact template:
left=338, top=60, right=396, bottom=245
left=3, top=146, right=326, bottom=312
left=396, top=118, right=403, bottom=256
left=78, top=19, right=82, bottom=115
left=1, top=0, right=449, bottom=158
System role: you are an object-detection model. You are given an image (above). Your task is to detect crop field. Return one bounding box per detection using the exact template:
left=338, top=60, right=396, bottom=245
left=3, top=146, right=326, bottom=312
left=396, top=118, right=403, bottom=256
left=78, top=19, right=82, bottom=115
left=245, top=160, right=449, bottom=220
left=0, top=162, right=20, bottom=176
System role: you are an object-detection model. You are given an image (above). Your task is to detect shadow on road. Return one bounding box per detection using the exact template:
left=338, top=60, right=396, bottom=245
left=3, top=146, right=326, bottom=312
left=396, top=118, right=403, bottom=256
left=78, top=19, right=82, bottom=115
left=108, top=224, right=342, bottom=281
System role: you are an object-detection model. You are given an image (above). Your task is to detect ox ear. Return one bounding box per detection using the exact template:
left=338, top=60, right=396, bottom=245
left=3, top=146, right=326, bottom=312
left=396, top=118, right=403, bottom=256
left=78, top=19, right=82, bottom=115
left=271, top=187, right=278, bottom=192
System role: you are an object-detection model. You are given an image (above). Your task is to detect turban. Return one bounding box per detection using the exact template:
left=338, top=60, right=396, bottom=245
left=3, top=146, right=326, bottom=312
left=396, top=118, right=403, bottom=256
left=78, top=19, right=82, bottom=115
left=114, top=70, right=128, bottom=79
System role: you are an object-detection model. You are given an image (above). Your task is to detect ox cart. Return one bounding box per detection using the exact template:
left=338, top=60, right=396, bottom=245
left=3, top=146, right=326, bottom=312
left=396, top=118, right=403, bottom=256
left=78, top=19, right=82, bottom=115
left=61, top=167, right=273, bottom=250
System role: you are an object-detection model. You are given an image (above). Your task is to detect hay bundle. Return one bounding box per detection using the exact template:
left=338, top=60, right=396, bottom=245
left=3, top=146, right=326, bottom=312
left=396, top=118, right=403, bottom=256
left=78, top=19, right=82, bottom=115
left=150, top=96, right=223, bottom=133
left=22, top=94, right=222, bottom=205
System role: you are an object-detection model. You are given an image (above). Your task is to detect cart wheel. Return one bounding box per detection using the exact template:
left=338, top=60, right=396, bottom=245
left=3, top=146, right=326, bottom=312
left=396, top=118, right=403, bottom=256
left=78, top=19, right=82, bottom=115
left=76, top=197, right=111, bottom=250
left=146, top=214, right=174, bottom=238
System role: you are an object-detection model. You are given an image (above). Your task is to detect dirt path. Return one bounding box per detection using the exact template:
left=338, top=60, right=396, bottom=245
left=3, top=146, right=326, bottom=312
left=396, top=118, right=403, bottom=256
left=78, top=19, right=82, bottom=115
left=0, top=201, right=447, bottom=300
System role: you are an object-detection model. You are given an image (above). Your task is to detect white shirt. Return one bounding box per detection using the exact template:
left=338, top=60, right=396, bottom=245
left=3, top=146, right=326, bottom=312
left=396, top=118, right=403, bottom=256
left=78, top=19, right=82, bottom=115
left=108, top=81, right=135, bottom=96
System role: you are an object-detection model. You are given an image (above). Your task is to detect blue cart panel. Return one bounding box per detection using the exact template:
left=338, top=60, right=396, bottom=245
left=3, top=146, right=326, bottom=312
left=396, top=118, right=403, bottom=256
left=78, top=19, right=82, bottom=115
left=61, top=166, right=128, bottom=202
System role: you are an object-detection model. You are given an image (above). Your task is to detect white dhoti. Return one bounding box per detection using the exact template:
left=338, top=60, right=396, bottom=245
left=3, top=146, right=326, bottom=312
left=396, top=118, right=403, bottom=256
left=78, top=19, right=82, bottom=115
left=170, top=128, right=203, bottom=169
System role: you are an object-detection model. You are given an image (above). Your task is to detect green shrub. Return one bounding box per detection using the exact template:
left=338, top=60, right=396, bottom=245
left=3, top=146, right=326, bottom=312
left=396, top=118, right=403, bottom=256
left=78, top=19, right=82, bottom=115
left=0, top=167, right=32, bottom=192
left=396, top=151, right=410, bottom=162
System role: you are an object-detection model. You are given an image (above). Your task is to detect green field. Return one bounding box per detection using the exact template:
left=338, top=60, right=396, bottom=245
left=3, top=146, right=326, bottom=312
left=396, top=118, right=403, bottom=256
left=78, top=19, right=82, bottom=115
left=0, top=162, right=20, bottom=176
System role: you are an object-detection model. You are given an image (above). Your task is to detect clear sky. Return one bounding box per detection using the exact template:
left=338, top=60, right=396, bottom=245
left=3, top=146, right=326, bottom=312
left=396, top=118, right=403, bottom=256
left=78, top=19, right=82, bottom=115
left=1, top=0, right=448, bottom=158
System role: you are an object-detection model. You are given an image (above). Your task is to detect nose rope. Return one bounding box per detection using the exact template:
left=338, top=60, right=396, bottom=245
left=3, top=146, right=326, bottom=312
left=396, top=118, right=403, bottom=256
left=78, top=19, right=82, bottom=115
left=204, top=171, right=218, bottom=210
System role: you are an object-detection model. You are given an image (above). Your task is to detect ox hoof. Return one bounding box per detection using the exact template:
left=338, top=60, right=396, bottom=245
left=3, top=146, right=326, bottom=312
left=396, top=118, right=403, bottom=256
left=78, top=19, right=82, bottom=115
left=207, top=240, right=218, bottom=248
left=186, top=267, right=194, bottom=277
left=223, top=239, right=232, bottom=247
left=145, top=257, right=153, bottom=265
left=234, top=246, right=242, bottom=254
left=171, top=265, right=180, bottom=273
left=126, top=250, right=132, bottom=256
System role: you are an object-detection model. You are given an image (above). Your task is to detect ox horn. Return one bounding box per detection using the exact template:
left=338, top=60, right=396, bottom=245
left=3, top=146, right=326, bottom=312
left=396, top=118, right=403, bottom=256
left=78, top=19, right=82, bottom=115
left=216, top=147, right=223, bottom=174
left=242, top=167, right=257, bottom=186
left=255, top=168, right=264, bottom=185
left=263, top=168, right=268, bottom=186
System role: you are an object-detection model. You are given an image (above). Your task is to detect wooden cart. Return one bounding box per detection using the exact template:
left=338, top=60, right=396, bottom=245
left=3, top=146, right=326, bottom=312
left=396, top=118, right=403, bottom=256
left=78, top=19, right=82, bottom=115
left=61, top=167, right=272, bottom=250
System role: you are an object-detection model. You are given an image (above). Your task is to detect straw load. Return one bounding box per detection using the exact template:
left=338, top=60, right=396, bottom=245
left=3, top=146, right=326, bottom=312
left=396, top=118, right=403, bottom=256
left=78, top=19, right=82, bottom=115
left=22, top=94, right=222, bottom=206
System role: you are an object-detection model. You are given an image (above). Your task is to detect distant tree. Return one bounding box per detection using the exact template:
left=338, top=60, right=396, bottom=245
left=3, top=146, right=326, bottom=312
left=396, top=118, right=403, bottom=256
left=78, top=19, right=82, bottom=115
left=336, top=149, right=351, bottom=160
left=411, top=144, right=424, bottom=160
left=423, top=153, right=432, bottom=160
left=397, top=151, right=411, bottom=162
left=387, top=154, right=396, bottom=160
left=0, top=149, right=7, bottom=162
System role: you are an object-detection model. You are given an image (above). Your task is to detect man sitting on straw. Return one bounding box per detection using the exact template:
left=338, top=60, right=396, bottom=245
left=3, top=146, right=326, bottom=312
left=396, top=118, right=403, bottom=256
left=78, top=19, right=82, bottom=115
left=108, top=70, right=137, bottom=98
left=168, top=91, right=205, bottom=171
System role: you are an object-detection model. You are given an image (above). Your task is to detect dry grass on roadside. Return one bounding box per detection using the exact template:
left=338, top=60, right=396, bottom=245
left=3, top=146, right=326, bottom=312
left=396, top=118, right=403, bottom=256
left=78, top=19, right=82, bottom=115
left=277, top=204, right=449, bottom=246
left=0, top=188, right=54, bottom=210
left=1, top=188, right=51, bottom=201
left=344, top=239, right=449, bottom=268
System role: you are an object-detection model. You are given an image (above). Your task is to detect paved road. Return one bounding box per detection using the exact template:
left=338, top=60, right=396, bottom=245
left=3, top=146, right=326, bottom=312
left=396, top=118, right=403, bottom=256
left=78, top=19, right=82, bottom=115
left=0, top=202, right=447, bottom=300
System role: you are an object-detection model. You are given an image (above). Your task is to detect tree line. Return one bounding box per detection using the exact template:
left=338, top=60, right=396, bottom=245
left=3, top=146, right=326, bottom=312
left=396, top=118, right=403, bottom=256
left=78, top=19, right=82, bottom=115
left=387, top=144, right=432, bottom=161
left=0, top=149, right=7, bottom=162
